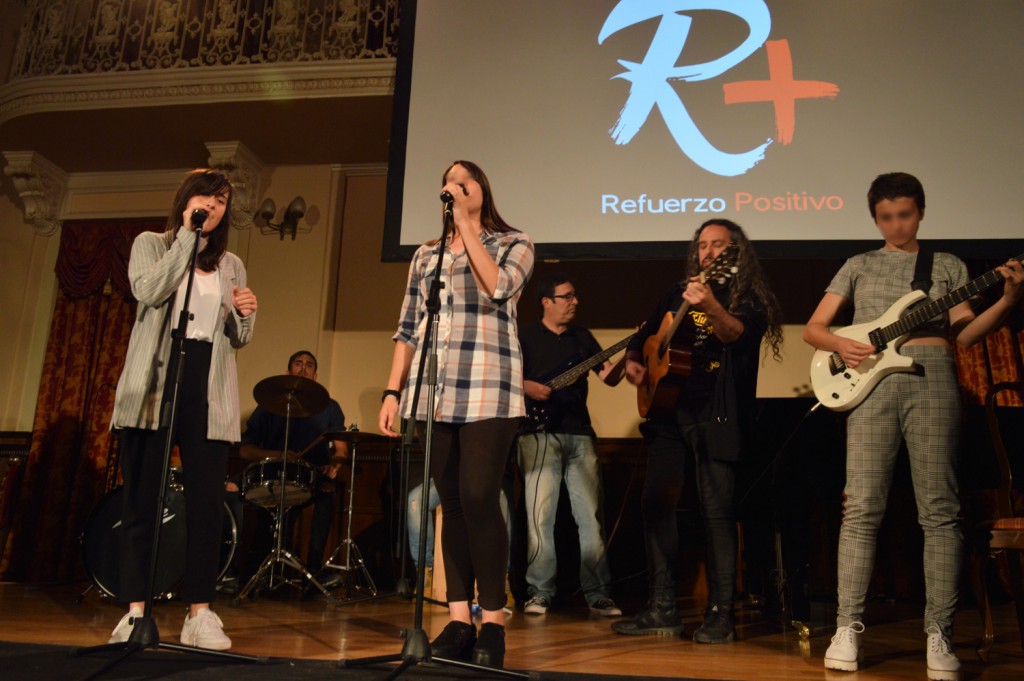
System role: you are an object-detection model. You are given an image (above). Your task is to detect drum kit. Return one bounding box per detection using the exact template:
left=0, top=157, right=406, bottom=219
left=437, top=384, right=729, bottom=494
left=81, top=469, right=237, bottom=602
left=232, top=374, right=385, bottom=605
left=81, top=373, right=386, bottom=606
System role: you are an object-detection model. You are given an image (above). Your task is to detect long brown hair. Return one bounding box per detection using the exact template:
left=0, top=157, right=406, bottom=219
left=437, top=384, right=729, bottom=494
left=440, top=160, right=518, bottom=235
left=166, top=169, right=233, bottom=272
left=686, top=219, right=784, bottom=361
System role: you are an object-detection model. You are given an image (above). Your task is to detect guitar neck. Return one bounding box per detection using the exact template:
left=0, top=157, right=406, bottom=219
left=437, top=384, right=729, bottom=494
left=878, top=251, right=1024, bottom=344
left=658, top=300, right=691, bottom=357
left=547, top=334, right=635, bottom=390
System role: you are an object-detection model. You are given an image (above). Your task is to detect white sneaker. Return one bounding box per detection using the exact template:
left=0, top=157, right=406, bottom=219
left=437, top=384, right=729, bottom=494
left=926, top=626, right=961, bottom=681
left=523, top=596, right=550, bottom=615
left=588, top=597, right=623, bottom=617
left=108, top=606, right=143, bottom=644
left=824, top=621, right=864, bottom=672
left=180, top=608, right=232, bottom=650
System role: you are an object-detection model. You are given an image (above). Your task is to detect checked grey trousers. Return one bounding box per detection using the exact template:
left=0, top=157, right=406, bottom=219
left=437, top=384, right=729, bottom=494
left=836, top=345, right=963, bottom=636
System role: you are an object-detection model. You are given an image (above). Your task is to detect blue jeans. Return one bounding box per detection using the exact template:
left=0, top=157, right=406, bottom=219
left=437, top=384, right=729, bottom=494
left=407, top=480, right=441, bottom=568
left=407, top=479, right=512, bottom=570
left=517, top=432, right=613, bottom=605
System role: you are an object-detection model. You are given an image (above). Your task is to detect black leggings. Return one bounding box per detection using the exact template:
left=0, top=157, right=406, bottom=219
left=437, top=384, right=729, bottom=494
left=428, top=418, right=520, bottom=611
left=118, top=340, right=228, bottom=604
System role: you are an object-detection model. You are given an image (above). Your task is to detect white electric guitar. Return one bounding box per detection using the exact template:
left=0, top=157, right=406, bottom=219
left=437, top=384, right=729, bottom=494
left=811, top=253, right=1023, bottom=411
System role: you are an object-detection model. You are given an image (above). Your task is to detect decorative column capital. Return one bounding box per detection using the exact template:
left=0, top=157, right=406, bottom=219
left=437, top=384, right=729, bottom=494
left=205, top=141, right=264, bottom=231
left=2, top=150, right=68, bottom=236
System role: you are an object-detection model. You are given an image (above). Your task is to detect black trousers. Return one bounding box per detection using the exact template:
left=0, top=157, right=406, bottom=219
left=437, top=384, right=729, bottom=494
left=118, top=339, right=228, bottom=604
left=428, top=417, right=520, bottom=611
left=640, top=406, right=737, bottom=610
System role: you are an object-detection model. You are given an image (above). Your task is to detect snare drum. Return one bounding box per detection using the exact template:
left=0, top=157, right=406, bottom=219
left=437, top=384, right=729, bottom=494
left=241, top=458, right=317, bottom=509
left=81, top=487, right=237, bottom=600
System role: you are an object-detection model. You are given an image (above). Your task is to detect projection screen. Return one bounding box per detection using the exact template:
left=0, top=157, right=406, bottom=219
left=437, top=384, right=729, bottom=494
left=383, top=0, right=1024, bottom=261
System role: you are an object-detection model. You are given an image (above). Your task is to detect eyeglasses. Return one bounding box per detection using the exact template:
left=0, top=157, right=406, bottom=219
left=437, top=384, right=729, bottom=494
left=550, top=293, right=578, bottom=302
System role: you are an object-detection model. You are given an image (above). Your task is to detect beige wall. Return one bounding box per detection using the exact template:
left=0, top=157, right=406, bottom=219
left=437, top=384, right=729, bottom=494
left=0, top=193, right=58, bottom=431
left=0, top=166, right=816, bottom=438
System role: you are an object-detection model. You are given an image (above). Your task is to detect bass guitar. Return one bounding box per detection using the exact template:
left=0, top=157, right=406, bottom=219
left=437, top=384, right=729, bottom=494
left=637, top=244, right=739, bottom=418
left=810, top=252, right=1024, bottom=411
left=525, top=333, right=635, bottom=431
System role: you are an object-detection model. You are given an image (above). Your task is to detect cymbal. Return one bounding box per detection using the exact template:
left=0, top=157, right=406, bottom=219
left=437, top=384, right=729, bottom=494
left=322, top=430, right=389, bottom=445
left=252, top=375, right=329, bottom=418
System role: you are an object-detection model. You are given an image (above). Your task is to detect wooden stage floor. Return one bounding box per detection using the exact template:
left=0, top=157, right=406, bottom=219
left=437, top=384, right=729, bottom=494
left=1, top=581, right=1022, bottom=680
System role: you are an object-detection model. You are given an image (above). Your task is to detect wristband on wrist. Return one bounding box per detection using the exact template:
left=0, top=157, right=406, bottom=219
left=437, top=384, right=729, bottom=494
left=381, top=389, right=401, bottom=403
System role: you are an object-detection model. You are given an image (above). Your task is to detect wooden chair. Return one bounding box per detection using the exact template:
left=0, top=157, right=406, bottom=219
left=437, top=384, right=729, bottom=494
left=971, top=381, right=1024, bottom=662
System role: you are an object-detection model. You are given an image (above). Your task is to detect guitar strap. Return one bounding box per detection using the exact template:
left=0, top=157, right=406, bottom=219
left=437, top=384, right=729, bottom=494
left=911, top=244, right=933, bottom=293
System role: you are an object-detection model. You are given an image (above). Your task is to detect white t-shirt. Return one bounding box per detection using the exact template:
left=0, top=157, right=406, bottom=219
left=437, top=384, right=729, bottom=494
left=172, top=268, right=221, bottom=342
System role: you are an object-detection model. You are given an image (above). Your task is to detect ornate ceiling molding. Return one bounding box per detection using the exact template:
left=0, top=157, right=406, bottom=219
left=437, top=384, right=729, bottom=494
left=0, top=61, right=395, bottom=127
left=2, top=150, right=68, bottom=236
left=206, top=141, right=264, bottom=231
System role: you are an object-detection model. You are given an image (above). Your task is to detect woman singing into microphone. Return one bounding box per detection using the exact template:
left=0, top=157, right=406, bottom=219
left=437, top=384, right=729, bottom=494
left=379, top=160, right=534, bottom=668
left=108, top=168, right=257, bottom=650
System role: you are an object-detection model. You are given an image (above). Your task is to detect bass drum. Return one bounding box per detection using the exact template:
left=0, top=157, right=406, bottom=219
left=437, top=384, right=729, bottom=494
left=81, top=486, right=236, bottom=600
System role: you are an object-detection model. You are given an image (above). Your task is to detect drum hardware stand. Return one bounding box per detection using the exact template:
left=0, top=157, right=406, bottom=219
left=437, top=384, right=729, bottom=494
left=74, top=213, right=264, bottom=680
left=320, top=428, right=446, bottom=609
left=233, top=379, right=337, bottom=605
left=341, top=193, right=529, bottom=679
left=322, top=426, right=380, bottom=602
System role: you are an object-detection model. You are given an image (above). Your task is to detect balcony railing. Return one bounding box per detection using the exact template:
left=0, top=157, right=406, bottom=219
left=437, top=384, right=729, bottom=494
left=10, top=0, right=398, bottom=79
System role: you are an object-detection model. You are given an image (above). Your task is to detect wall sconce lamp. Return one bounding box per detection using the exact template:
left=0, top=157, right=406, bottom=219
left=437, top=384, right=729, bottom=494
left=257, top=196, right=306, bottom=240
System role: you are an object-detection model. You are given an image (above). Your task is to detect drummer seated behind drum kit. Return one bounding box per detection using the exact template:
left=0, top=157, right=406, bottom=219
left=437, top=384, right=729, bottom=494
left=83, top=350, right=384, bottom=605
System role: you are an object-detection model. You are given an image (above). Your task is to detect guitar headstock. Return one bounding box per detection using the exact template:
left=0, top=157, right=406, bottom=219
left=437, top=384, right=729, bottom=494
left=698, top=242, right=740, bottom=285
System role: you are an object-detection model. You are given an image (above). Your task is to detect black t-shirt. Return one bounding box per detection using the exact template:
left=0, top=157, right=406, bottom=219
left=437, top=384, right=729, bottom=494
left=519, top=321, right=603, bottom=436
left=628, top=281, right=765, bottom=410
left=240, top=399, right=346, bottom=467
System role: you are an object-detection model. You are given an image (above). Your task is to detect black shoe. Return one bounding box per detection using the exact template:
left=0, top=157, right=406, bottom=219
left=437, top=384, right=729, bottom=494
left=692, top=604, right=734, bottom=644
left=430, top=620, right=476, bottom=661
left=611, top=603, right=682, bottom=636
left=471, top=622, right=505, bottom=668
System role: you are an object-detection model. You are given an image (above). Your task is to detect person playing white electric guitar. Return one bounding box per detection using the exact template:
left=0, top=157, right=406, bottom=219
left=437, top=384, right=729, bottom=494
left=803, top=172, right=1023, bottom=681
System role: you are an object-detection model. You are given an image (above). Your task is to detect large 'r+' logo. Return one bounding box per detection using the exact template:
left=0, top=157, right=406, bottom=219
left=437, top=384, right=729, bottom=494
left=599, top=0, right=839, bottom=177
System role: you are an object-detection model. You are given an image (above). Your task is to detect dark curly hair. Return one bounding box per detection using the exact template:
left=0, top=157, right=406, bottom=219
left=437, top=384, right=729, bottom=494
left=685, top=218, right=784, bottom=361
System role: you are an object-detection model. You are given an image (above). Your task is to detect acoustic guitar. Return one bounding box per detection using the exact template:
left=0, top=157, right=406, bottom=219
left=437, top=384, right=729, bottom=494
left=637, top=244, right=739, bottom=418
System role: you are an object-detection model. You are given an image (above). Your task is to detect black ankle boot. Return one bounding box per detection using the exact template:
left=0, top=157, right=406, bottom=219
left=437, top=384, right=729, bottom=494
left=430, top=620, right=476, bottom=661
left=471, top=622, right=505, bottom=668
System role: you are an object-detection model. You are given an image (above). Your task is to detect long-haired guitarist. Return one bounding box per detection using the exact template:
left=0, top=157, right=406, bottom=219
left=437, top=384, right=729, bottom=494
left=612, top=219, right=783, bottom=642
left=518, top=273, right=627, bottom=618
left=804, top=172, right=1023, bottom=680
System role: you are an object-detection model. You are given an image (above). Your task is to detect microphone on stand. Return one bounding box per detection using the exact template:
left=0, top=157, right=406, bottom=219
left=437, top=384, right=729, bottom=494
left=438, top=183, right=467, bottom=204
left=190, top=208, right=208, bottom=228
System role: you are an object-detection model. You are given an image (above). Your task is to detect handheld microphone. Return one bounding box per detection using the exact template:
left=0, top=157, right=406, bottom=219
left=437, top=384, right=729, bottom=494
left=439, top=184, right=467, bottom=204
left=191, top=208, right=208, bottom=227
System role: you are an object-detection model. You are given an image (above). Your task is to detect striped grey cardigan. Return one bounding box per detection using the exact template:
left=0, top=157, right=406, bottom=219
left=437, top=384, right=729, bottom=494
left=110, top=226, right=255, bottom=442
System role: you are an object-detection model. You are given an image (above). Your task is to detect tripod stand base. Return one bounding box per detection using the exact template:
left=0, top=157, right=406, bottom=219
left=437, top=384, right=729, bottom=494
left=73, top=614, right=266, bottom=681
left=323, top=537, right=378, bottom=601
left=233, top=547, right=337, bottom=605
left=339, top=626, right=533, bottom=680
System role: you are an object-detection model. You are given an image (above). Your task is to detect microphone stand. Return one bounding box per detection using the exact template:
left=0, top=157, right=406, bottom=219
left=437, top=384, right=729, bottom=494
left=341, top=204, right=527, bottom=679
left=75, top=219, right=264, bottom=679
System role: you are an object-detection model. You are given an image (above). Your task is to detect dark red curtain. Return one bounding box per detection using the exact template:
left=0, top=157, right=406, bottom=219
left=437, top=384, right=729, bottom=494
left=1, top=220, right=161, bottom=582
